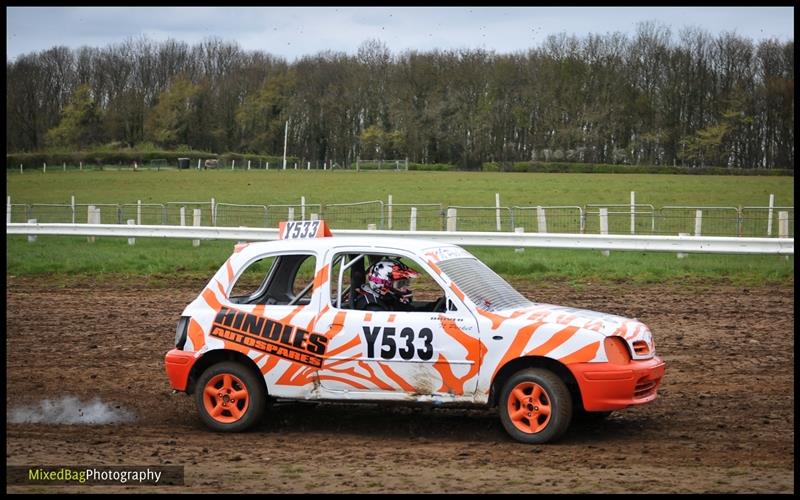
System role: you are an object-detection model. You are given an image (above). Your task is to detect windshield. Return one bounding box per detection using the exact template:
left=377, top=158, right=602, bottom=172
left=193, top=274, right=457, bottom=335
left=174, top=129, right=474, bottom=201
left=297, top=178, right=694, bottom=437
left=438, top=257, right=532, bottom=312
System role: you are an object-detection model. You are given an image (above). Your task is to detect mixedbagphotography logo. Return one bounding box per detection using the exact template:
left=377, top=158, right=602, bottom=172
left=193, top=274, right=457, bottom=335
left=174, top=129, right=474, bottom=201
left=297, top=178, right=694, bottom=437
left=6, top=465, right=184, bottom=486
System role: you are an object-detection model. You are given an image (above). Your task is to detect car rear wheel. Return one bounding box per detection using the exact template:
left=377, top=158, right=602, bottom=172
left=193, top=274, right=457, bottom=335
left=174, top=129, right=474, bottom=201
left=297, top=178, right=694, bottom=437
left=499, top=368, right=573, bottom=444
left=195, top=361, right=266, bottom=432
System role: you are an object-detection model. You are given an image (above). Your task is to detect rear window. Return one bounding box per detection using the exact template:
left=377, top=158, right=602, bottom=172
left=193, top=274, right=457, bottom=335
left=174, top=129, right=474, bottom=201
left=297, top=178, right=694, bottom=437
left=437, top=257, right=532, bottom=312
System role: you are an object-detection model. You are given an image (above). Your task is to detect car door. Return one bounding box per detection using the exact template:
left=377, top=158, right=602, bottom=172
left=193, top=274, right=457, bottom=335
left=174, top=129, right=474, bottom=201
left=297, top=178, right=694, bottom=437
left=318, top=247, right=481, bottom=399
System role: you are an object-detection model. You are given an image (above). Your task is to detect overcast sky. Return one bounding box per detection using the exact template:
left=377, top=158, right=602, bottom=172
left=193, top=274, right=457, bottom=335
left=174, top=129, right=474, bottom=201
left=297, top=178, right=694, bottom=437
left=6, top=6, right=795, bottom=62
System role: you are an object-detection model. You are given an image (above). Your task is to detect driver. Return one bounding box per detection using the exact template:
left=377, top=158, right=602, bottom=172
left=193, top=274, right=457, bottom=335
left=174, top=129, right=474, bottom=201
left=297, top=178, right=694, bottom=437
left=354, top=258, right=420, bottom=312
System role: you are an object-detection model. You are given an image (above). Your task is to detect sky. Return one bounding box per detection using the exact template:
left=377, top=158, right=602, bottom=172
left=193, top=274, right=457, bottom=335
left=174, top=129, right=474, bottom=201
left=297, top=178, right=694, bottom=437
left=6, top=6, right=795, bottom=62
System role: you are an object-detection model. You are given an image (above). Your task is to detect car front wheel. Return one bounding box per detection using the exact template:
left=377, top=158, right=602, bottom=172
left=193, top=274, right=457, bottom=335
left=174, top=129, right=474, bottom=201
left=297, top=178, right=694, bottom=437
left=195, top=361, right=266, bottom=432
left=499, top=368, right=573, bottom=444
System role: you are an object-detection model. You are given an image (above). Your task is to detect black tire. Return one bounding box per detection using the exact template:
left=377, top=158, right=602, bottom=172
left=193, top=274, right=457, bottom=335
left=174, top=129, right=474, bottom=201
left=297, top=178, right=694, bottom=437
left=498, top=368, right=573, bottom=444
left=195, top=361, right=266, bottom=432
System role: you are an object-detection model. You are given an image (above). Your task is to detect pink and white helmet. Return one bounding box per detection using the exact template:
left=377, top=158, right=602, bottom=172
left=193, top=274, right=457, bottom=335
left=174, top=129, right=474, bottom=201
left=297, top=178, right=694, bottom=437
left=367, top=258, right=420, bottom=303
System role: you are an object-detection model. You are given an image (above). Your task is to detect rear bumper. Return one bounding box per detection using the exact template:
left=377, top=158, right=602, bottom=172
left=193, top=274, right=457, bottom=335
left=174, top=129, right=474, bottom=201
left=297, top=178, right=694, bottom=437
left=164, top=349, right=197, bottom=392
left=568, top=356, right=665, bottom=411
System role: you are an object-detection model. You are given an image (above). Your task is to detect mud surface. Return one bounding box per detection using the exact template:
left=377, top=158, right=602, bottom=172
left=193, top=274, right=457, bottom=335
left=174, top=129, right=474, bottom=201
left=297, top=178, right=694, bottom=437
left=5, top=276, right=794, bottom=493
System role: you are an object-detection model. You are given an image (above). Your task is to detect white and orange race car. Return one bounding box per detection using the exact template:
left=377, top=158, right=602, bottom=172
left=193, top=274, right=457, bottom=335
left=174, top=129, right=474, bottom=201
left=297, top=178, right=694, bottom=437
left=165, top=221, right=665, bottom=444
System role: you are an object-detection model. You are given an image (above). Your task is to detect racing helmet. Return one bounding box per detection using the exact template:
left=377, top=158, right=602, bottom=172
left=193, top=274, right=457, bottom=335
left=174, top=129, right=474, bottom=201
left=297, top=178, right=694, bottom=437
left=366, top=258, right=420, bottom=303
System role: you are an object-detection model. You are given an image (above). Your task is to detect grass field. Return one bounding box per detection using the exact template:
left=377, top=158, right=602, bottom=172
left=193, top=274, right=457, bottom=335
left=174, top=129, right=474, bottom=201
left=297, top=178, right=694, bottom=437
left=6, top=169, right=794, bottom=207
left=6, top=170, right=794, bottom=284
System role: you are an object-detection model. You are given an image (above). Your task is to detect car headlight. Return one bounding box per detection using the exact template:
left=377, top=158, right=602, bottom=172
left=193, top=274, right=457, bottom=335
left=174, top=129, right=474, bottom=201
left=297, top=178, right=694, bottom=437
left=604, top=336, right=631, bottom=365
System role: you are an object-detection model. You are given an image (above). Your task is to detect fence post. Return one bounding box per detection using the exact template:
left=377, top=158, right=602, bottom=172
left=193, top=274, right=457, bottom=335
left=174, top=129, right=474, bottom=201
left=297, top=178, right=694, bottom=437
left=43, top=162, right=46, bottom=173
left=63, top=162, right=66, bottom=172
left=495, top=193, right=501, bottom=231
left=20, top=164, right=23, bottom=174
left=677, top=233, right=689, bottom=259
left=211, top=197, right=216, bottom=226
left=388, top=194, right=393, bottom=230
left=310, top=213, right=319, bottom=221
left=599, top=208, right=609, bottom=257
left=231, top=160, right=235, bottom=170
left=737, top=207, right=743, bottom=237
left=580, top=208, right=586, bottom=234
left=87, top=207, right=99, bottom=243
left=515, top=227, right=525, bottom=253
left=767, top=194, right=774, bottom=236
left=447, top=208, right=457, bottom=232
left=630, top=191, right=635, bottom=235
left=356, top=158, right=359, bottom=172
left=192, top=209, right=201, bottom=247
left=410, top=207, right=417, bottom=231
left=287, top=207, right=295, bottom=222
left=7, top=196, right=11, bottom=224
left=79, top=161, right=83, bottom=171
left=197, top=159, right=201, bottom=169
left=137, top=200, right=142, bottom=226
left=128, top=219, right=136, bottom=245
left=27, top=219, right=37, bottom=243
left=301, top=196, right=306, bottom=220
left=537, top=206, right=547, bottom=233
left=367, top=223, right=377, bottom=230
left=180, top=206, right=186, bottom=227
left=778, top=211, right=789, bottom=239
left=248, top=160, right=251, bottom=170
left=694, top=210, right=702, bottom=236
left=71, top=195, right=76, bottom=224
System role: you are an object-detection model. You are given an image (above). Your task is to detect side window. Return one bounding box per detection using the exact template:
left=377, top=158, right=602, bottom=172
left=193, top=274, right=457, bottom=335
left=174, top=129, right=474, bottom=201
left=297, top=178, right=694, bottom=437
left=332, top=252, right=452, bottom=312
left=230, top=256, right=276, bottom=303
left=229, top=254, right=316, bottom=306
left=330, top=253, right=362, bottom=309
left=293, top=256, right=318, bottom=297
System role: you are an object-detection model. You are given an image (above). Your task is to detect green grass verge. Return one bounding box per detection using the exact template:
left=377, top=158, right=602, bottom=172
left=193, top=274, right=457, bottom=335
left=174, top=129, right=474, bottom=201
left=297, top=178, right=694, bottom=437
left=6, top=170, right=794, bottom=208
left=7, top=236, right=793, bottom=286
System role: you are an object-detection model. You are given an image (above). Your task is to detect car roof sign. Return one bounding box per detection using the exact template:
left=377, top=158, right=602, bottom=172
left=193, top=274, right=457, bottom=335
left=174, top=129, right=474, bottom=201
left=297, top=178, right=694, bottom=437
left=278, top=220, right=333, bottom=240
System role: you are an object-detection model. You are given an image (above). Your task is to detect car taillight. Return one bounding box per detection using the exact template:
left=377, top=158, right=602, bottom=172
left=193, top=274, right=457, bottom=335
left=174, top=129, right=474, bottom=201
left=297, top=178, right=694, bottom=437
left=175, top=316, right=189, bottom=349
left=604, top=336, right=631, bottom=365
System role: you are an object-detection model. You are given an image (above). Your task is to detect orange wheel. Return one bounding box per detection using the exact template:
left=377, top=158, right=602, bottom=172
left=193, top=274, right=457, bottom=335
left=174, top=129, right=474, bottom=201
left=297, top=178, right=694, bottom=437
left=506, top=381, right=552, bottom=434
left=195, top=361, right=266, bottom=432
left=498, top=368, right=572, bottom=444
left=202, top=373, right=250, bottom=424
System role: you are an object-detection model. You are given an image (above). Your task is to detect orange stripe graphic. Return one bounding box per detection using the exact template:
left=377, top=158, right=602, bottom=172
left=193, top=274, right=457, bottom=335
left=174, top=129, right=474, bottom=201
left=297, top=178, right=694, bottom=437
left=202, top=287, right=222, bottom=310
left=187, top=318, right=206, bottom=350
left=427, top=260, right=443, bottom=275
left=280, top=305, right=304, bottom=325
left=477, top=308, right=527, bottom=330
left=527, top=325, right=580, bottom=357
left=306, top=304, right=331, bottom=331
left=317, top=375, right=370, bottom=390
left=558, top=341, right=601, bottom=365
left=490, top=321, right=545, bottom=383
left=357, top=361, right=394, bottom=390
left=376, top=363, right=417, bottom=392
left=260, top=355, right=281, bottom=375
left=449, top=283, right=465, bottom=302
left=313, top=264, right=330, bottom=291
left=226, top=259, right=234, bottom=284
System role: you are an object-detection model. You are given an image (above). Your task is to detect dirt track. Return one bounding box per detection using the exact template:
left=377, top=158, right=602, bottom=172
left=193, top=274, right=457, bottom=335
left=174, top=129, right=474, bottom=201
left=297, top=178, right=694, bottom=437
left=5, top=276, right=794, bottom=493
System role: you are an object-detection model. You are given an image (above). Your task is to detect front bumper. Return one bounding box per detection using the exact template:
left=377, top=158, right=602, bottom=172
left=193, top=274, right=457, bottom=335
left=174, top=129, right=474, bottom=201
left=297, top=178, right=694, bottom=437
left=164, top=349, right=198, bottom=392
left=568, top=356, right=665, bottom=411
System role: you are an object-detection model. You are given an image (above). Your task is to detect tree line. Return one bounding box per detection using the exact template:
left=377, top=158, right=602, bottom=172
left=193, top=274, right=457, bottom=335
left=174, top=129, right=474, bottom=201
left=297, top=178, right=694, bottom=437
left=6, top=22, right=794, bottom=169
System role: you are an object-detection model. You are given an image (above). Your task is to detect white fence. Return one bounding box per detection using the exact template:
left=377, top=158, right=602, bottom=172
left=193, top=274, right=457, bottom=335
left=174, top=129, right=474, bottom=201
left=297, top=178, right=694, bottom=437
left=6, top=222, right=793, bottom=255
